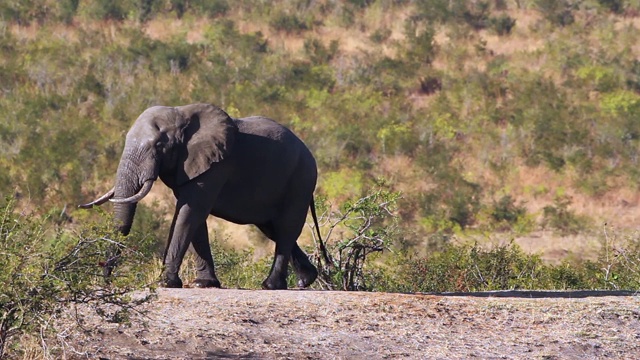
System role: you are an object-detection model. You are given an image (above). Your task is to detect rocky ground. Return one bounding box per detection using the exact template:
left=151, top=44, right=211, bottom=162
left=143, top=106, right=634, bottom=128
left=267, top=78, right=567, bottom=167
left=62, top=289, right=639, bottom=359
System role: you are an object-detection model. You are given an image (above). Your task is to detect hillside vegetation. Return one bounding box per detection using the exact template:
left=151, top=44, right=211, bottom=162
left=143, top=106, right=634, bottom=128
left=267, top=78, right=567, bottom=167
left=2, top=1, right=640, bottom=284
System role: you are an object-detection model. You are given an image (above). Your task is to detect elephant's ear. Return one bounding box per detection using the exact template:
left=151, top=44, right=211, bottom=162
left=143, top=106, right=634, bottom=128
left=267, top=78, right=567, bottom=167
left=175, top=104, right=238, bottom=185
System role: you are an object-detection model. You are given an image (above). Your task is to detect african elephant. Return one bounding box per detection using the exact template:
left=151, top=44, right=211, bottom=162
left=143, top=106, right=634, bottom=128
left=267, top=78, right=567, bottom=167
left=80, top=103, right=320, bottom=290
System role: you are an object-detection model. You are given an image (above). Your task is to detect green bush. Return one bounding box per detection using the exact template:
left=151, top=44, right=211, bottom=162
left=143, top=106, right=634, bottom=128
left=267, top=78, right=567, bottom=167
left=419, top=166, right=483, bottom=232
left=347, top=0, right=374, bottom=8
left=311, top=189, right=402, bottom=291
left=369, top=27, right=392, bottom=43
left=191, top=0, right=230, bottom=18
left=403, top=17, right=437, bottom=65
left=398, top=242, right=548, bottom=292
left=58, top=0, right=79, bottom=23
left=490, top=14, right=516, bottom=35
left=86, top=0, right=127, bottom=20
left=490, top=195, right=527, bottom=230
left=595, top=227, right=640, bottom=290
left=269, top=11, right=311, bottom=33
left=0, top=198, right=155, bottom=358
left=462, top=1, right=491, bottom=30
left=126, top=33, right=196, bottom=73
left=541, top=195, right=589, bottom=235
left=598, top=0, right=624, bottom=14
left=388, top=236, right=640, bottom=293
left=304, top=38, right=339, bottom=65
left=534, top=0, right=575, bottom=26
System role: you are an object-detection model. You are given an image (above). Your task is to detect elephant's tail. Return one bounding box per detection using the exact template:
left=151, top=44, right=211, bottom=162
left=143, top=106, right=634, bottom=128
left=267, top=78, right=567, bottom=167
left=310, top=197, right=332, bottom=266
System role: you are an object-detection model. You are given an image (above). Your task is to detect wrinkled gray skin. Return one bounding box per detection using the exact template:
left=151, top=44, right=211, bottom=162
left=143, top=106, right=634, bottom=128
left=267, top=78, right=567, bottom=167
left=80, top=103, right=319, bottom=290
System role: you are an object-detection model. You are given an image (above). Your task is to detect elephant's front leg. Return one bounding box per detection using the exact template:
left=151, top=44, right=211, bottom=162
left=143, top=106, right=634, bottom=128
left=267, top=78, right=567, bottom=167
left=162, top=202, right=210, bottom=288
left=190, top=223, right=221, bottom=288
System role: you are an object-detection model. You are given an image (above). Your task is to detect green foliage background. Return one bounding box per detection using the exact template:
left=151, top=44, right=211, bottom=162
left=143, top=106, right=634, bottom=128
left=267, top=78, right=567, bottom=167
left=1, top=0, right=640, bottom=294
left=4, top=0, right=640, bottom=235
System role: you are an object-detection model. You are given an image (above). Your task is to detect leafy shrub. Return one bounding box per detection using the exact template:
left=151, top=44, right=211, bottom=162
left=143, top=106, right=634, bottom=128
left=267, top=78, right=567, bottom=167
left=546, top=262, right=591, bottom=289
left=534, top=0, right=575, bottom=26
left=596, top=226, right=640, bottom=290
left=269, top=11, right=311, bottom=33
left=413, top=0, right=465, bottom=24
left=0, top=198, right=155, bottom=358
left=370, top=27, right=392, bottom=43
left=311, top=189, right=401, bottom=291
left=419, top=167, right=483, bottom=232
left=575, top=65, right=620, bottom=93
left=347, top=0, right=374, bottom=8
left=58, top=0, right=79, bottom=23
left=490, top=14, right=516, bottom=35
left=191, top=0, right=230, bottom=18
left=625, top=60, right=640, bottom=93
left=399, top=242, right=549, bottom=292
left=390, top=235, right=640, bottom=293
left=462, top=1, right=491, bottom=30
left=403, top=18, right=437, bottom=65
left=490, top=195, right=527, bottom=229
left=304, top=38, right=339, bottom=65
left=170, top=0, right=187, bottom=18
left=86, top=0, right=127, bottom=20
left=0, top=0, right=50, bottom=25
left=598, top=0, right=624, bottom=14
left=127, top=33, right=196, bottom=73
left=541, top=194, right=589, bottom=235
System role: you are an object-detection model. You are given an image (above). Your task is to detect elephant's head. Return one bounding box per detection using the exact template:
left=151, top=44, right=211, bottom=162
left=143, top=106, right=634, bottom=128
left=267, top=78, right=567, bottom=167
left=80, top=103, right=237, bottom=235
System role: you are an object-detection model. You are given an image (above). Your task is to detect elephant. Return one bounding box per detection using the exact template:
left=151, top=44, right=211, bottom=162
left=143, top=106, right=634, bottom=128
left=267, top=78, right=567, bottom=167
left=80, top=103, right=321, bottom=290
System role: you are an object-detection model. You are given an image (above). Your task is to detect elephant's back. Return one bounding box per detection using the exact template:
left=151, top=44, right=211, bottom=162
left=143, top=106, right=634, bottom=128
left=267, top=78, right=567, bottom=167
left=234, top=115, right=316, bottom=172
left=232, top=115, right=315, bottom=171
left=234, top=116, right=300, bottom=143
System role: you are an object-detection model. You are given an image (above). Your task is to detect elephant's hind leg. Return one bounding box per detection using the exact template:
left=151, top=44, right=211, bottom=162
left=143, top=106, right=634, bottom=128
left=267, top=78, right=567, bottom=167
left=257, top=223, right=317, bottom=289
left=291, top=244, right=317, bottom=288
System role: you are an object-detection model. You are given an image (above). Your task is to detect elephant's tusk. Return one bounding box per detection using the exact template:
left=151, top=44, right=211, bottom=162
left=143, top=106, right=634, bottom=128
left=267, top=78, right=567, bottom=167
left=109, top=180, right=154, bottom=204
left=78, top=187, right=115, bottom=208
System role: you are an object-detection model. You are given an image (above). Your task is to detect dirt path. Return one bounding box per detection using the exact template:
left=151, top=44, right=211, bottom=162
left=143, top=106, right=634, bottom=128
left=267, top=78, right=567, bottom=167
left=66, top=289, right=640, bottom=359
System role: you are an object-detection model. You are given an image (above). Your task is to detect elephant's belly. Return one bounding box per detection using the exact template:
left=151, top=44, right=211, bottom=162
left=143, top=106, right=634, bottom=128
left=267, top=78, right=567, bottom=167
left=209, top=189, right=279, bottom=225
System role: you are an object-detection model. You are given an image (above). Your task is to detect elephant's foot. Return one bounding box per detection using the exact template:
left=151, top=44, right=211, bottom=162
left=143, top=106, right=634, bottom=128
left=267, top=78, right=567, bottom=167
left=192, top=278, right=221, bottom=288
left=296, top=268, right=318, bottom=288
left=291, top=245, right=318, bottom=288
left=162, top=276, right=183, bottom=288
left=261, top=277, right=288, bottom=290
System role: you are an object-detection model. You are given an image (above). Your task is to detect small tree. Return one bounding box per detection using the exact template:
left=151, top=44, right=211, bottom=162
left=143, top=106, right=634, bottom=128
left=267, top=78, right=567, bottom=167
left=309, top=189, right=401, bottom=291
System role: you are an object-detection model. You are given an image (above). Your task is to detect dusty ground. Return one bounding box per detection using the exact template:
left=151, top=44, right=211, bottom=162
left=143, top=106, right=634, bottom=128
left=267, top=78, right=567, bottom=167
left=62, top=288, right=640, bottom=360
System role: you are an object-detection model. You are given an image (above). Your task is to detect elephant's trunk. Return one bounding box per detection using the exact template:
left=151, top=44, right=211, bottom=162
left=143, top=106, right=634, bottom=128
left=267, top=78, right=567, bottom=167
left=113, top=201, right=137, bottom=236
left=111, top=152, right=156, bottom=235
left=104, top=153, right=155, bottom=278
